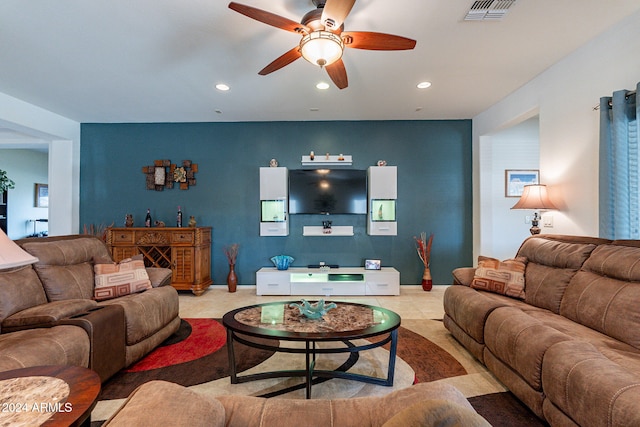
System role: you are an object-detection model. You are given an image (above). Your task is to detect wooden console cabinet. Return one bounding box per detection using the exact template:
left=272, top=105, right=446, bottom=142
left=106, top=227, right=212, bottom=296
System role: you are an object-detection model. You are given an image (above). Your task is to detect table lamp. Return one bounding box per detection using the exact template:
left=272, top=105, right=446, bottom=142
left=511, top=184, right=558, bottom=235
left=0, top=229, right=38, bottom=270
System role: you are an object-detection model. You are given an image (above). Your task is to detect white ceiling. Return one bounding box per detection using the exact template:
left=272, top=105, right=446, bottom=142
left=1, top=0, right=639, bottom=124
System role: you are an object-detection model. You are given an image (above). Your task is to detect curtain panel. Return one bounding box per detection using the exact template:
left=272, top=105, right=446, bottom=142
left=599, top=82, right=640, bottom=239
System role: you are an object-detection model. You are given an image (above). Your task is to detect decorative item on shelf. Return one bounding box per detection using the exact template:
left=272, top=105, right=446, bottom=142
left=154, top=220, right=165, bottom=227
left=271, top=255, right=294, bottom=270
left=322, top=220, right=332, bottom=234
left=142, top=159, right=198, bottom=190
left=223, top=243, right=239, bottom=293
left=511, top=184, right=558, bottom=235
left=188, top=215, right=197, bottom=228
left=125, top=214, right=134, bottom=227
left=0, top=170, right=15, bottom=195
left=176, top=206, right=183, bottom=227
left=269, top=158, right=278, bottom=167
left=301, top=154, right=353, bottom=166
left=145, top=209, right=152, bottom=227
left=289, top=299, right=337, bottom=320
left=414, top=232, right=434, bottom=291
left=377, top=160, right=387, bottom=166
left=365, top=259, right=381, bottom=270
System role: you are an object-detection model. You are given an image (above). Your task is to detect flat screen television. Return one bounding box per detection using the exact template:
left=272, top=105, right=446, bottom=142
left=289, top=169, right=367, bottom=215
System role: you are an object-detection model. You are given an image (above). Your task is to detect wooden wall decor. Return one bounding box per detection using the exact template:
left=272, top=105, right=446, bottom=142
left=142, top=160, right=198, bottom=190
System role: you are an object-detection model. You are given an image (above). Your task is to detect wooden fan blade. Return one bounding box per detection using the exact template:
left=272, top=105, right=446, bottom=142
left=258, top=47, right=302, bottom=75
left=321, top=0, right=356, bottom=31
left=326, top=59, right=348, bottom=89
left=228, top=2, right=309, bottom=34
left=342, top=31, right=416, bottom=50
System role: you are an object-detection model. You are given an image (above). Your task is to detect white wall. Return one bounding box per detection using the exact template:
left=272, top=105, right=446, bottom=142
left=0, top=92, right=80, bottom=236
left=472, top=10, right=640, bottom=260
left=0, top=150, right=48, bottom=239
left=480, top=117, right=540, bottom=259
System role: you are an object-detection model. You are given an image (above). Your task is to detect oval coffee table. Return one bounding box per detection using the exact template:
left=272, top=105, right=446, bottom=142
left=222, top=300, right=401, bottom=399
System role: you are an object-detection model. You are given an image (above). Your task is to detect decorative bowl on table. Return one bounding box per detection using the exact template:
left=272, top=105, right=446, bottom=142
left=289, top=299, right=337, bottom=319
left=271, top=255, right=294, bottom=270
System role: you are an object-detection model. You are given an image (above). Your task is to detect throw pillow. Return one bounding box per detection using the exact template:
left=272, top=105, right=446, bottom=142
left=471, top=256, right=526, bottom=299
left=94, top=255, right=152, bottom=301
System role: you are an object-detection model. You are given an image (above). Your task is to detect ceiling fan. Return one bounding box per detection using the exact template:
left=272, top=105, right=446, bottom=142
left=228, top=0, right=417, bottom=89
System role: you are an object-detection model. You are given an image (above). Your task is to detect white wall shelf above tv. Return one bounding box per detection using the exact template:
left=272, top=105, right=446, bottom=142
left=301, top=154, right=352, bottom=166
left=303, top=225, right=354, bottom=236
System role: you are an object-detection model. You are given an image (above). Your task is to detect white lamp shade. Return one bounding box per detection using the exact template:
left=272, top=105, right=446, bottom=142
left=511, top=184, right=558, bottom=210
left=300, top=31, right=344, bottom=67
left=0, top=229, right=38, bottom=270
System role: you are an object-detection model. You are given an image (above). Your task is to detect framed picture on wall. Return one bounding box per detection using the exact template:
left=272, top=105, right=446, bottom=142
left=505, top=170, right=539, bottom=197
left=35, top=183, right=48, bottom=207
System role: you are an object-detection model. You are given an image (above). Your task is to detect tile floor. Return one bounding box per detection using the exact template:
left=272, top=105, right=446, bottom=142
left=176, top=284, right=507, bottom=398
left=178, top=284, right=448, bottom=320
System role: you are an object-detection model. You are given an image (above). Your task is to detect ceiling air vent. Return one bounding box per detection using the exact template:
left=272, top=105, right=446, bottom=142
left=464, top=0, right=516, bottom=21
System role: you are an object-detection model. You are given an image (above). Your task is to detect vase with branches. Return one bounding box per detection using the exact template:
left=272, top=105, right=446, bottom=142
left=414, top=232, right=434, bottom=291
left=223, top=243, right=239, bottom=292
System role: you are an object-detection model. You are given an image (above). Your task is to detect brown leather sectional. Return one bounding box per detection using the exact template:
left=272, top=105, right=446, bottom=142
left=444, top=235, right=640, bottom=427
left=0, top=234, right=180, bottom=382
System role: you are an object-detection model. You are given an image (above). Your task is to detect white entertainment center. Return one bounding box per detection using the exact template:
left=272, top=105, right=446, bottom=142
left=256, top=267, right=400, bottom=296
left=257, top=157, right=400, bottom=296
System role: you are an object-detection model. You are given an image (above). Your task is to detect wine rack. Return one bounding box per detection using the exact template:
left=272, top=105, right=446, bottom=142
left=106, top=227, right=212, bottom=295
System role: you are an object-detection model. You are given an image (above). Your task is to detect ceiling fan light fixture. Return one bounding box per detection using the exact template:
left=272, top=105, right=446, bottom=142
left=300, top=30, right=344, bottom=68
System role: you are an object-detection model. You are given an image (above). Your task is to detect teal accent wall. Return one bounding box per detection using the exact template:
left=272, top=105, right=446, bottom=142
left=80, top=120, right=472, bottom=286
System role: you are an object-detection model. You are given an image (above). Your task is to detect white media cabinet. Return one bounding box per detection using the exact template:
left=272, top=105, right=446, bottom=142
left=255, top=267, right=400, bottom=296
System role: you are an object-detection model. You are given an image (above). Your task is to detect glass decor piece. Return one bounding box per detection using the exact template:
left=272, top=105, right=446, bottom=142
left=271, top=255, right=294, bottom=270
left=371, top=199, right=396, bottom=222
left=289, top=299, right=337, bottom=319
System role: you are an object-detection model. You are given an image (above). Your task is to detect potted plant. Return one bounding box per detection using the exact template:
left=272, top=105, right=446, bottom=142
left=0, top=169, right=15, bottom=192
left=0, top=169, right=15, bottom=203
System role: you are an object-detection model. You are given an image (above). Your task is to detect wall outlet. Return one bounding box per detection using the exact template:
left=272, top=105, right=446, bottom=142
left=543, top=215, right=554, bottom=227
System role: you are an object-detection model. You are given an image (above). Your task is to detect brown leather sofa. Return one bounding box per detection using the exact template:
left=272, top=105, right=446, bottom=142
left=0, top=235, right=180, bottom=381
left=444, top=235, right=640, bottom=427
left=102, top=381, right=490, bottom=427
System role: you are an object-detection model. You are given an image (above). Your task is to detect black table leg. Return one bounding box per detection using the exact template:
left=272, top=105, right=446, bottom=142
left=227, top=329, right=238, bottom=384
left=386, top=328, right=398, bottom=385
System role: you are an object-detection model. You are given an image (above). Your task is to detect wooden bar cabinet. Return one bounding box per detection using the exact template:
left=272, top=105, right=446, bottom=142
left=106, top=226, right=212, bottom=296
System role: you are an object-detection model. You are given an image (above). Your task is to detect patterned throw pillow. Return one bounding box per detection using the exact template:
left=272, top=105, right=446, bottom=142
left=470, top=256, right=527, bottom=299
left=94, top=255, right=152, bottom=301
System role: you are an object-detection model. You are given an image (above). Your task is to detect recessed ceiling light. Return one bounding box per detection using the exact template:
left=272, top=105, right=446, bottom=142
left=417, top=81, right=432, bottom=89
left=215, top=83, right=230, bottom=91
left=316, top=82, right=330, bottom=90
